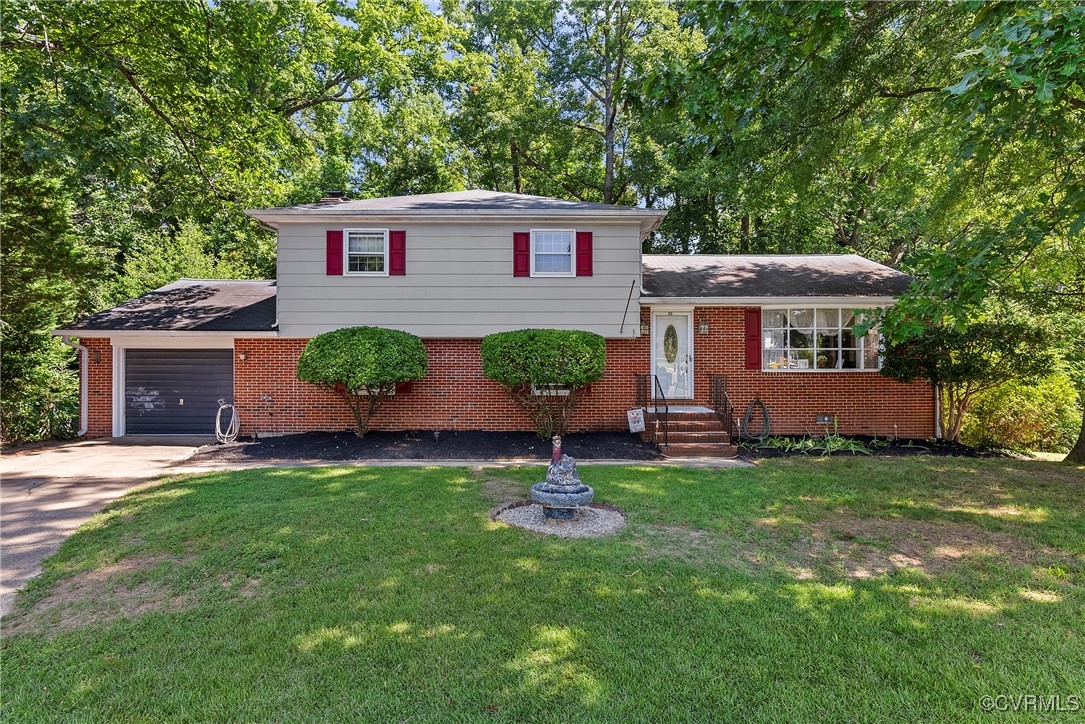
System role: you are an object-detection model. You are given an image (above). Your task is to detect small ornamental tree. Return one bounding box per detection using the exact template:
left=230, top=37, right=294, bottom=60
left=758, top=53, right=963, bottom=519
left=481, top=329, right=606, bottom=439
left=296, top=326, right=427, bottom=438
left=880, top=321, right=1057, bottom=443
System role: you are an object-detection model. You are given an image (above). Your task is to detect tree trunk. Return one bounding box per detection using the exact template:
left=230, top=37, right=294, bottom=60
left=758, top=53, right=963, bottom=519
left=510, top=139, right=522, bottom=193
left=740, top=214, right=751, bottom=253
left=1066, top=387, right=1085, bottom=464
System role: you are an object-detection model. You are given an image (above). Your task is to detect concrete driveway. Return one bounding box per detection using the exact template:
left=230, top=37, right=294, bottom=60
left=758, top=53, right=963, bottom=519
left=1, top=437, right=207, bottom=616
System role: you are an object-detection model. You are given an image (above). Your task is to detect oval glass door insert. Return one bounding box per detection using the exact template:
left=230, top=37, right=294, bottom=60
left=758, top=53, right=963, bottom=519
left=664, top=325, right=678, bottom=363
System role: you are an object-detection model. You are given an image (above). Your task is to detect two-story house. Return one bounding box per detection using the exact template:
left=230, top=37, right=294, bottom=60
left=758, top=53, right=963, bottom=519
left=55, top=190, right=934, bottom=453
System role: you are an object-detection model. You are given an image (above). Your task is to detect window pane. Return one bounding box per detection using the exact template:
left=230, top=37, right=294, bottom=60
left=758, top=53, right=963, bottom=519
left=816, top=331, right=839, bottom=349
left=816, top=308, right=840, bottom=329
left=348, top=233, right=385, bottom=254
left=789, top=308, right=814, bottom=327
left=763, top=329, right=787, bottom=350
left=841, top=327, right=857, bottom=347
left=535, top=253, right=571, bottom=273
left=789, top=350, right=814, bottom=369
left=763, top=309, right=788, bottom=328
left=840, top=349, right=859, bottom=369
left=841, top=310, right=858, bottom=327
left=863, top=344, right=881, bottom=370
left=863, top=330, right=881, bottom=369
left=763, top=350, right=788, bottom=369
left=815, top=349, right=838, bottom=369
left=534, top=232, right=572, bottom=253
left=349, top=254, right=384, bottom=273
left=789, top=328, right=813, bottom=349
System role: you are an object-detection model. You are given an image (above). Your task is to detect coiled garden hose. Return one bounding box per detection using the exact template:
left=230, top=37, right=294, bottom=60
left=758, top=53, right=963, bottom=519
left=216, top=398, right=240, bottom=444
left=741, top=398, right=771, bottom=441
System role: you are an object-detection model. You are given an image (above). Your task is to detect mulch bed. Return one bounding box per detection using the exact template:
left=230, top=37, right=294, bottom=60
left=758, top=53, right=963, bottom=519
left=192, top=430, right=662, bottom=462
left=738, top=436, right=1008, bottom=459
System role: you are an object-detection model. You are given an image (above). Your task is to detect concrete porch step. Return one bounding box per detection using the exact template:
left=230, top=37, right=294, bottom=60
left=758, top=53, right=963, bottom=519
left=645, top=410, right=719, bottom=422
left=659, top=442, right=739, bottom=458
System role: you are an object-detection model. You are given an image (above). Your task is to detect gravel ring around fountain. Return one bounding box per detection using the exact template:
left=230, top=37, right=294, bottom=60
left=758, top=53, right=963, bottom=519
left=491, top=500, right=627, bottom=538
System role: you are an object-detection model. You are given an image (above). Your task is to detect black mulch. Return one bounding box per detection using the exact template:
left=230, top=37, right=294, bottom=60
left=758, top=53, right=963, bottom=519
left=737, top=436, right=1008, bottom=459
left=192, top=430, right=663, bottom=462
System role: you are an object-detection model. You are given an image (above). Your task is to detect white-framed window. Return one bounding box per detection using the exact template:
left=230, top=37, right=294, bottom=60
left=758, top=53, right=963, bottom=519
left=761, top=307, right=882, bottom=371
left=530, top=229, right=575, bottom=277
left=531, top=383, right=572, bottom=396
left=345, top=229, right=388, bottom=276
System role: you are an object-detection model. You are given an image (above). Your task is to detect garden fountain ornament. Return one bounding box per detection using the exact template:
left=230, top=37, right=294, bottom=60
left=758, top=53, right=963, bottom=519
left=530, top=436, right=594, bottom=520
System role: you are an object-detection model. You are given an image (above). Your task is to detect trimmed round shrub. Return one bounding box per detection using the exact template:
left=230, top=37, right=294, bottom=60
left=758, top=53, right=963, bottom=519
left=297, top=326, right=427, bottom=436
left=481, top=329, right=606, bottom=438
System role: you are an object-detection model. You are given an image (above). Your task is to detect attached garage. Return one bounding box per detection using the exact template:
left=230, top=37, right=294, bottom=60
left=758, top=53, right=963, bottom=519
left=124, top=349, right=233, bottom=435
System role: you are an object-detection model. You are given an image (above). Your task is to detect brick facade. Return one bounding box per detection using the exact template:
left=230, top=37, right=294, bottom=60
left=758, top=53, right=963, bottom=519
left=686, top=307, right=933, bottom=438
left=79, top=306, right=933, bottom=439
left=84, top=338, right=113, bottom=437
left=232, top=313, right=653, bottom=436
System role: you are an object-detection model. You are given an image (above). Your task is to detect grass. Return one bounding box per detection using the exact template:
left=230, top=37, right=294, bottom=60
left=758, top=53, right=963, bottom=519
left=2, top=457, right=1083, bottom=721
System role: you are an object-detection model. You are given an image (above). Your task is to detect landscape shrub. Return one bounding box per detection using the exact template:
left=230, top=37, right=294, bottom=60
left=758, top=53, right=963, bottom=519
left=481, top=329, right=606, bottom=438
left=960, top=374, right=1080, bottom=453
left=296, top=326, right=427, bottom=437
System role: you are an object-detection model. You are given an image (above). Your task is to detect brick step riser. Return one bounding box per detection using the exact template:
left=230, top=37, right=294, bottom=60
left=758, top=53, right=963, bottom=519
left=645, top=412, right=720, bottom=422
left=658, top=421, right=727, bottom=433
left=664, top=432, right=731, bottom=444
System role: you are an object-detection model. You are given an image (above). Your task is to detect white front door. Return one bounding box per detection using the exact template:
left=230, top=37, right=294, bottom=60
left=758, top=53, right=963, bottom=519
left=653, top=312, right=692, bottom=399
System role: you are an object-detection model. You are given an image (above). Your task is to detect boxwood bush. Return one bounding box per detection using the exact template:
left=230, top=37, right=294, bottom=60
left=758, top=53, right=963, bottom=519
left=481, top=329, right=606, bottom=438
left=297, top=326, right=427, bottom=437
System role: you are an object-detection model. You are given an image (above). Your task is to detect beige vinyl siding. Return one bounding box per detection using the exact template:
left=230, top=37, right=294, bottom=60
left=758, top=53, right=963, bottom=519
left=275, top=221, right=644, bottom=338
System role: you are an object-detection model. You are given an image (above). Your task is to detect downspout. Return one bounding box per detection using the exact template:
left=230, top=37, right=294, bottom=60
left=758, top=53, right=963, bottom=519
left=61, top=335, right=88, bottom=437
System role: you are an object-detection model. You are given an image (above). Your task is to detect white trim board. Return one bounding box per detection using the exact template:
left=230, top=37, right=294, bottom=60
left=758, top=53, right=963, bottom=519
left=638, top=297, right=897, bottom=307
left=54, top=330, right=276, bottom=339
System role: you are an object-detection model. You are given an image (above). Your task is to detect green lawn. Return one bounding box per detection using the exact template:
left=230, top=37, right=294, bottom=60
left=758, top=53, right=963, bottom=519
left=3, top=457, right=1083, bottom=721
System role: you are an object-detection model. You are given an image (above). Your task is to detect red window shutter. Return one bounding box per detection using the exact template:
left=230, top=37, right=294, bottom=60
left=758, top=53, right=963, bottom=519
left=513, top=232, right=530, bottom=277
left=389, top=230, right=406, bottom=275
left=575, top=231, right=593, bottom=276
left=744, top=307, right=762, bottom=370
left=326, top=230, right=343, bottom=276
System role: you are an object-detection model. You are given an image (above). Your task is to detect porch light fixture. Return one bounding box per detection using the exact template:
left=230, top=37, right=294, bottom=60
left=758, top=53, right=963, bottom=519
left=239, top=352, right=248, bottom=361
left=640, top=320, right=650, bottom=336
left=697, top=313, right=710, bottom=335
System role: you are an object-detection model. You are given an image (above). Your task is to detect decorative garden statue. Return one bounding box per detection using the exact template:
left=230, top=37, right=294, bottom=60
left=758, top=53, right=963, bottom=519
left=529, top=435, right=594, bottom=519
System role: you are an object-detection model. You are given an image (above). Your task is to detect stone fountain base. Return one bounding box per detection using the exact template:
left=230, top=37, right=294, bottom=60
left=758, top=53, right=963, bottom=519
left=531, top=436, right=594, bottom=519
left=529, top=480, right=595, bottom=519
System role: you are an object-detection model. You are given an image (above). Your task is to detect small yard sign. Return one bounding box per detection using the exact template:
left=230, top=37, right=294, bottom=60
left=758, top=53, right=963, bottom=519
left=627, top=408, right=645, bottom=433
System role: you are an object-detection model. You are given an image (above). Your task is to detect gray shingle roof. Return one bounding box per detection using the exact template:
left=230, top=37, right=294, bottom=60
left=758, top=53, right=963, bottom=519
left=642, top=254, right=913, bottom=299
left=58, top=279, right=277, bottom=333
left=249, top=189, right=660, bottom=214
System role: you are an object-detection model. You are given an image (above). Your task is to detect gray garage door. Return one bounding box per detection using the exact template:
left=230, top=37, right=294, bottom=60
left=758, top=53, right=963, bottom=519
left=125, top=349, right=233, bottom=435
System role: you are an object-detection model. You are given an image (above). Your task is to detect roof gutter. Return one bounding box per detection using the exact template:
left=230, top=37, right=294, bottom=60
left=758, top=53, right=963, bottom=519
left=638, top=296, right=899, bottom=307
left=52, top=329, right=279, bottom=337
left=59, top=335, right=88, bottom=437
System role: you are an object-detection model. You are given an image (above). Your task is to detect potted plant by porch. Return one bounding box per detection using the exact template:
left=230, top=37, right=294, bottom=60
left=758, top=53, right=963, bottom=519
left=481, top=328, right=606, bottom=439
left=296, top=326, right=427, bottom=437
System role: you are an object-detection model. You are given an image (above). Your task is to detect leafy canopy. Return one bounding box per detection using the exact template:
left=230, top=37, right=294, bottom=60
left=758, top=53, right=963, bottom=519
left=297, top=327, right=428, bottom=391
left=481, top=329, right=606, bottom=389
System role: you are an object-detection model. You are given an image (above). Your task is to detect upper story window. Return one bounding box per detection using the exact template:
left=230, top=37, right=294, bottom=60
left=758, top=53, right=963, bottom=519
left=762, top=307, right=882, bottom=371
left=345, top=229, right=388, bottom=276
left=531, top=229, right=575, bottom=277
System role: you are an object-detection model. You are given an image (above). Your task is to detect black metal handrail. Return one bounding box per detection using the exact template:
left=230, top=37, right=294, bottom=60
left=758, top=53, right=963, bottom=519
left=634, top=374, right=668, bottom=446
left=709, top=374, right=735, bottom=440
left=653, top=375, right=669, bottom=447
